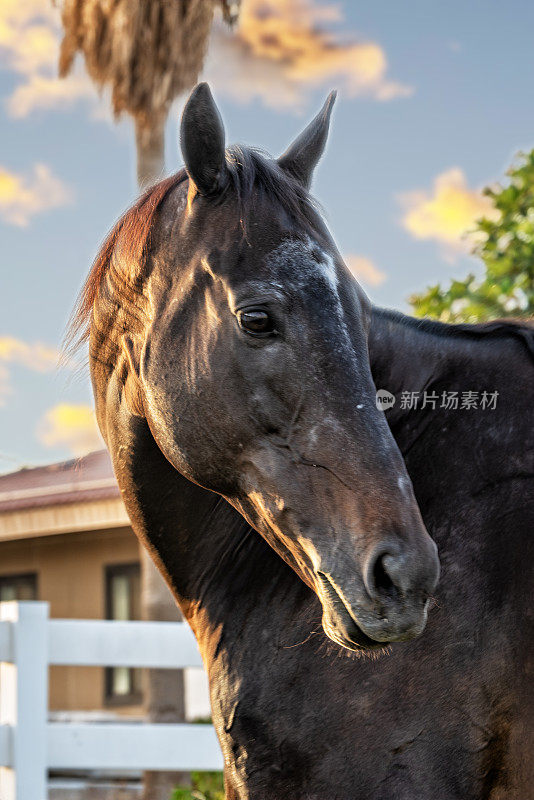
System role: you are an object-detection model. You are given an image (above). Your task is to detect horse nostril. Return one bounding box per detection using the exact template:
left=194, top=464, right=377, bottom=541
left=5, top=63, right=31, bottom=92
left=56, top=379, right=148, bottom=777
left=370, top=552, right=399, bottom=601
left=365, top=542, right=439, bottom=604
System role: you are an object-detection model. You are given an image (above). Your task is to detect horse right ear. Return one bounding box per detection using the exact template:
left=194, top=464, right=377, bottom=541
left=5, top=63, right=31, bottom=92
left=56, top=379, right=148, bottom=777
left=180, top=83, right=228, bottom=197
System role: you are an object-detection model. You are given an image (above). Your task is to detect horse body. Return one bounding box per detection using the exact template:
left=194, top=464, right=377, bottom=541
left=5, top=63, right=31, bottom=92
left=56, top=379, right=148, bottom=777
left=368, top=311, right=534, bottom=800
left=78, top=85, right=533, bottom=799
left=105, top=310, right=533, bottom=800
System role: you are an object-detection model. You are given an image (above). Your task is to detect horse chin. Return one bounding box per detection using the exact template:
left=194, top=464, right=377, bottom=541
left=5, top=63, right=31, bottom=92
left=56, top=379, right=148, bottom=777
left=321, top=607, right=387, bottom=652
left=316, top=571, right=384, bottom=651
left=318, top=571, right=429, bottom=652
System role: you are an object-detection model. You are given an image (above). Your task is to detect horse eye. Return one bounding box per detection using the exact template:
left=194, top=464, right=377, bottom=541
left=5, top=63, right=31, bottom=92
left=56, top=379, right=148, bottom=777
left=238, top=309, right=274, bottom=335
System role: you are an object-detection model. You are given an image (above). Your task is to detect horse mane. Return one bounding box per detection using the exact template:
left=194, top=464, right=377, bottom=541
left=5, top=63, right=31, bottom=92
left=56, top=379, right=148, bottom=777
left=375, top=307, right=534, bottom=362
left=66, top=169, right=187, bottom=352
left=66, top=146, right=317, bottom=352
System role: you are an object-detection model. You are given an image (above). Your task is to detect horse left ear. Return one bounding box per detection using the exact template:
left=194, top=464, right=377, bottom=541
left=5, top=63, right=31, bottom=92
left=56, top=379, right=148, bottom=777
left=180, top=82, right=228, bottom=197
left=278, top=90, right=337, bottom=189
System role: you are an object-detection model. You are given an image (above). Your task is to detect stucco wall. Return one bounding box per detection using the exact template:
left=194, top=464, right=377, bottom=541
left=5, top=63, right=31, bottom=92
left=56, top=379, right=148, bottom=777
left=0, top=526, right=144, bottom=714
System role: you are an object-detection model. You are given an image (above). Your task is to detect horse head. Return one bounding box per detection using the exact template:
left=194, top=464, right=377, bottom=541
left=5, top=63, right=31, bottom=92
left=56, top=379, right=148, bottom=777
left=110, top=83, right=439, bottom=651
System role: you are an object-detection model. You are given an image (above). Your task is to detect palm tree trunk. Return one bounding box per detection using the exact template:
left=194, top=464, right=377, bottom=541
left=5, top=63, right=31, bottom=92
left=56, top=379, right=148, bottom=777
left=141, top=550, right=190, bottom=799
left=135, top=115, right=166, bottom=191
left=136, top=114, right=189, bottom=798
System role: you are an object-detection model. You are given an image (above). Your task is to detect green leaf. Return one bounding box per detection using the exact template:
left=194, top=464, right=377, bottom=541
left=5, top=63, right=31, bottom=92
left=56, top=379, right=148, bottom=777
left=410, top=150, right=534, bottom=322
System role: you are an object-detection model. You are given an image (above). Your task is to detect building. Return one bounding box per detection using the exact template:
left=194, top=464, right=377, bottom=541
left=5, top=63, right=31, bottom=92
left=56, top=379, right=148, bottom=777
left=0, top=450, right=210, bottom=796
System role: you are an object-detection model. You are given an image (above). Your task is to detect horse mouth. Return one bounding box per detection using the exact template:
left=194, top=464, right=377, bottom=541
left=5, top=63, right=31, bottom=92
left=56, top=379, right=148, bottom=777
left=317, top=572, right=386, bottom=651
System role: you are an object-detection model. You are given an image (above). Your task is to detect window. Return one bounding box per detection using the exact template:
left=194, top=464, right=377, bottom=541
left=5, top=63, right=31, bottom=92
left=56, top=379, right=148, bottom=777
left=105, top=563, right=142, bottom=705
left=0, top=573, right=37, bottom=602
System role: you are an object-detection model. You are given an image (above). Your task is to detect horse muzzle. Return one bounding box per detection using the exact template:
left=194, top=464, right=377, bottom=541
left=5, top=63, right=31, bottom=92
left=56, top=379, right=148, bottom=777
left=316, top=538, right=439, bottom=651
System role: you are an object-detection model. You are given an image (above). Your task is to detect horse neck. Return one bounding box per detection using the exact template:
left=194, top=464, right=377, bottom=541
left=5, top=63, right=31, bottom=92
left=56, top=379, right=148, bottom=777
left=106, top=410, right=309, bottom=660
left=368, top=307, right=534, bottom=496
left=368, top=309, right=460, bottom=407
left=369, top=309, right=534, bottom=644
left=369, top=307, right=532, bottom=412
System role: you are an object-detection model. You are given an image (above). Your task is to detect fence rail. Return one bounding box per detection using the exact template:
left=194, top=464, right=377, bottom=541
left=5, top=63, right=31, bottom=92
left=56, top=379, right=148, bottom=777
left=0, top=601, right=223, bottom=800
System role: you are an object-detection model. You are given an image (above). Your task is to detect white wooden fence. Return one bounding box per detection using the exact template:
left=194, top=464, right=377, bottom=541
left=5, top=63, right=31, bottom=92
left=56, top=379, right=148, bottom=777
left=0, top=601, right=223, bottom=800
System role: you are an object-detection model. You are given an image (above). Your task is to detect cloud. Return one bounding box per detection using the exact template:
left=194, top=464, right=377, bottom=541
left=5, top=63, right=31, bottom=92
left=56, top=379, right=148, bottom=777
left=0, top=336, right=61, bottom=371
left=0, top=0, right=97, bottom=117
left=0, top=364, right=11, bottom=407
left=7, top=72, right=96, bottom=118
left=344, top=255, right=386, bottom=287
left=0, top=335, right=64, bottom=405
left=37, top=403, right=103, bottom=456
left=1, top=0, right=411, bottom=120
left=206, top=0, right=413, bottom=110
left=399, top=168, right=498, bottom=252
left=0, top=0, right=57, bottom=72
left=0, top=163, right=72, bottom=226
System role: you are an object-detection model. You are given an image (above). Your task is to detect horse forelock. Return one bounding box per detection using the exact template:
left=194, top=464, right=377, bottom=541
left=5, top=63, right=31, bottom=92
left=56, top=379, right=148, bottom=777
left=66, top=146, right=318, bottom=358
left=225, top=145, right=319, bottom=229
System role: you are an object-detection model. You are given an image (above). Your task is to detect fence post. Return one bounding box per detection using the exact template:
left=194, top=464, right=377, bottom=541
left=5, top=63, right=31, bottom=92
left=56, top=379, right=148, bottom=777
left=0, top=602, right=49, bottom=800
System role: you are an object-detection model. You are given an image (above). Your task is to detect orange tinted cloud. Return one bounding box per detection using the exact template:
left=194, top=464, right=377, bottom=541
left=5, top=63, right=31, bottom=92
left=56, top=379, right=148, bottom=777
left=400, top=168, right=498, bottom=250
left=2, top=0, right=410, bottom=118
left=0, top=0, right=96, bottom=117
left=0, top=163, right=72, bottom=226
left=0, top=0, right=57, bottom=73
left=37, top=404, right=103, bottom=456
left=344, top=255, right=386, bottom=287
left=207, top=0, right=413, bottom=109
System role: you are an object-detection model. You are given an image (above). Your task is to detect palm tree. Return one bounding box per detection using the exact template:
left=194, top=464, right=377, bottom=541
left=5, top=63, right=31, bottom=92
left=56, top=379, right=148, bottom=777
left=58, top=3, right=240, bottom=797
left=59, top=0, right=240, bottom=188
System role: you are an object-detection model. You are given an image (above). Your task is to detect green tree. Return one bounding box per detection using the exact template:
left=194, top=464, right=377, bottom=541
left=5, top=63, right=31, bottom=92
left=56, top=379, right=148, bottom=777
left=410, top=151, right=534, bottom=322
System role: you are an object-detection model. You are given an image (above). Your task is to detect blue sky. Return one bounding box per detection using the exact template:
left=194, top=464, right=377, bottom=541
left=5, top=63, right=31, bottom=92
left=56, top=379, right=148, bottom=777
left=1, top=0, right=533, bottom=469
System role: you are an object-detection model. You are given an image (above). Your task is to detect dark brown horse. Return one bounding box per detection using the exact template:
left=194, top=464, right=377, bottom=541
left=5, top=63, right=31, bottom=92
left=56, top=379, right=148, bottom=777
left=72, top=84, right=533, bottom=799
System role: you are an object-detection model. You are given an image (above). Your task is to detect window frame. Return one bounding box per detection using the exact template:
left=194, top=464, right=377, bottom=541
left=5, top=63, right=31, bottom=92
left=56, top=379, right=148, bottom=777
left=0, top=572, right=38, bottom=602
left=104, top=562, right=143, bottom=707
